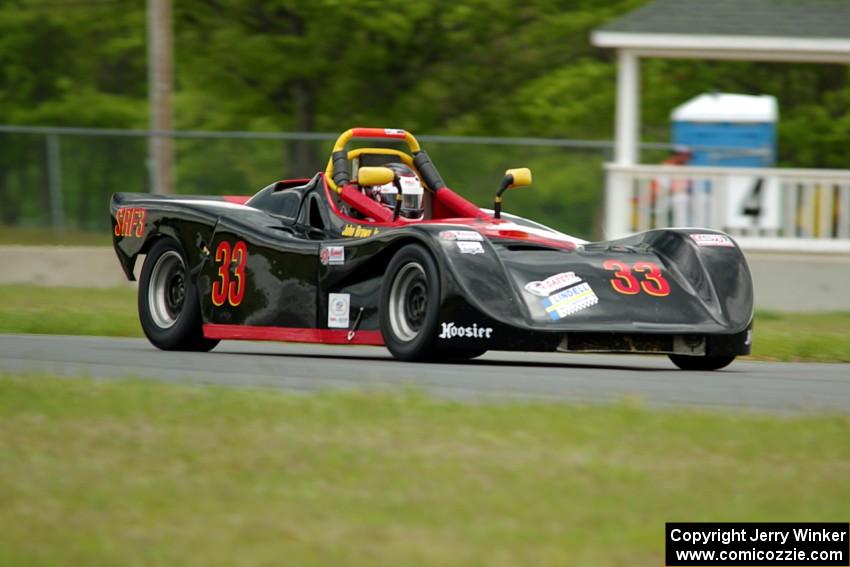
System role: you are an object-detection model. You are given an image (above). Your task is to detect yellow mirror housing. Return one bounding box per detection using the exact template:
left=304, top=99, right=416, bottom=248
left=494, top=168, right=532, bottom=219
left=505, top=167, right=532, bottom=188
left=357, top=166, right=395, bottom=187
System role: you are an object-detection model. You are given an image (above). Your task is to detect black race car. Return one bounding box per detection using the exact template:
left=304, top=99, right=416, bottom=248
left=111, top=127, right=753, bottom=370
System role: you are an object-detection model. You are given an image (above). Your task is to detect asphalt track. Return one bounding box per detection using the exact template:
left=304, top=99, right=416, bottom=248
left=1, top=333, right=848, bottom=413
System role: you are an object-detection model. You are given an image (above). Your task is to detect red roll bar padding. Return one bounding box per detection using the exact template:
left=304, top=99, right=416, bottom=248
left=432, top=187, right=488, bottom=219
left=350, top=127, right=408, bottom=140
left=340, top=184, right=395, bottom=223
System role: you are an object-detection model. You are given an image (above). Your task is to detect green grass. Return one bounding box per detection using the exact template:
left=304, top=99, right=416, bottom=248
left=0, top=285, right=140, bottom=337
left=0, top=226, right=111, bottom=246
left=0, top=284, right=848, bottom=361
left=0, top=375, right=848, bottom=567
left=752, top=310, right=850, bottom=362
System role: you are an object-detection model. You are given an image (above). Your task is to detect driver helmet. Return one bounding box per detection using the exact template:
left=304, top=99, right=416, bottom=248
left=363, top=163, right=424, bottom=220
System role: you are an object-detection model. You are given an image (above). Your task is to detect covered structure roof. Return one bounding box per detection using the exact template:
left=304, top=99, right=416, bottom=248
left=593, top=0, right=850, bottom=62
left=590, top=0, right=850, bottom=166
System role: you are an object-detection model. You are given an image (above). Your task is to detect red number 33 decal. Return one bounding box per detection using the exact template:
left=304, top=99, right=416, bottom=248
left=211, top=240, right=248, bottom=307
left=602, top=260, right=670, bottom=297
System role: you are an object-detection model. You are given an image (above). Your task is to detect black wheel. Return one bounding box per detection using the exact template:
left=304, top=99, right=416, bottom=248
left=379, top=244, right=441, bottom=361
left=138, top=238, right=219, bottom=352
left=668, top=354, right=735, bottom=371
left=436, top=347, right=487, bottom=362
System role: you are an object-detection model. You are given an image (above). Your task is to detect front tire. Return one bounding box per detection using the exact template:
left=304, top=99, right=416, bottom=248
left=436, top=347, right=487, bottom=361
left=669, top=354, right=735, bottom=371
left=138, top=238, right=219, bottom=352
left=379, top=244, right=441, bottom=361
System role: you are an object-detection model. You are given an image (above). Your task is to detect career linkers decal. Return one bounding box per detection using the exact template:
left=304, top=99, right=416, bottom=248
left=525, top=271, right=598, bottom=320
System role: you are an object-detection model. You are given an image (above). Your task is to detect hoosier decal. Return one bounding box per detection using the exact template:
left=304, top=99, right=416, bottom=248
left=438, top=322, right=493, bottom=339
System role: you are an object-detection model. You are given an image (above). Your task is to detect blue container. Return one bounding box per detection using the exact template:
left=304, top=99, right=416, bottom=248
left=671, top=94, right=777, bottom=167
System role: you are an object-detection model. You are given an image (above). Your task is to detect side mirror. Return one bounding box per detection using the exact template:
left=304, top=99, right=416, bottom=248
left=357, top=166, right=406, bottom=221
left=357, top=166, right=395, bottom=187
left=494, top=168, right=532, bottom=219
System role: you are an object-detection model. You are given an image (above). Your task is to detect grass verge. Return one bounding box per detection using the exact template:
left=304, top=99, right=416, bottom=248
left=0, top=226, right=111, bottom=246
left=751, top=310, right=850, bottom=362
left=1, top=375, right=848, bottom=566
left=0, top=284, right=848, bottom=361
left=0, top=285, right=140, bottom=337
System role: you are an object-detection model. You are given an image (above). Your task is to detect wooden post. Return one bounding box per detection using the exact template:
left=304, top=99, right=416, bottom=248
left=147, top=0, right=174, bottom=194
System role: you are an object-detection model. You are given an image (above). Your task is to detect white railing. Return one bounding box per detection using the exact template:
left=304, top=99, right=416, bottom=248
left=604, top=163, right=850, bottom=252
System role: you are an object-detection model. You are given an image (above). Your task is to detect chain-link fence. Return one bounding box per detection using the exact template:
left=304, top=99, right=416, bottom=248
left=0, top=125, right=684, bottom=240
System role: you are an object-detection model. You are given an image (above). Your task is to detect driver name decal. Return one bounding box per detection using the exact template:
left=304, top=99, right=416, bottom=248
left=438, top=322, right=493, bottom=340
left=341, top=224, right=379, bottom=238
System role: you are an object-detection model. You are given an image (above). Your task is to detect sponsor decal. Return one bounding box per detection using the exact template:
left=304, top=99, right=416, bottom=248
left=439, top=230, right=484, bottom=242
left=524, top=271, right=582, bottom=297
left=384, top=128, right=406, bottom=135
left=328, top=293, right=350, bottom=328
left=690, top=233, right=735, bottom=247
left=542, top=282, right=599, bottom=321
left=603, top=260, right=671, bottom=297
left=438, top=322, right=493, bottom=339
left=399, top=175, right=421, bottom=193
left=456, top=241, right=484, bottom=255
left=320, top=246, right=345, bottom=266
left=341, top=224, right=380, bottom=238
left=211, top=240, right=248, bottom=307
left=745, top=328, right=753, bottom=346
left=114, top=207, right=147, bottom=238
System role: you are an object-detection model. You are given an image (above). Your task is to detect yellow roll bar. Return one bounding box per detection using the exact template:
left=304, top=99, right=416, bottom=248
left=325, top=128, right=421, bottom=193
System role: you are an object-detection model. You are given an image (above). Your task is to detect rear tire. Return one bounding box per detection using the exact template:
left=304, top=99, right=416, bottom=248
left=436, top=347, right=487, bottom=361
left=379, top=244, right=441, bottom=361
left=138, top=238, right=219, bottom=352
left=669, top=354, right=735, bottom=371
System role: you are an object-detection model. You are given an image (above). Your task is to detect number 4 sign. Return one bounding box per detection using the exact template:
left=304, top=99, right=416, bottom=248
left=725, top=175, right=780, bottom=230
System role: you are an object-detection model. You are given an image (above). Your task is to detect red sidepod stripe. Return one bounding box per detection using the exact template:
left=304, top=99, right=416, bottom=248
left=221, top=195, right=251, bottom=205
left=203, top=324, right=384, bottom=346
